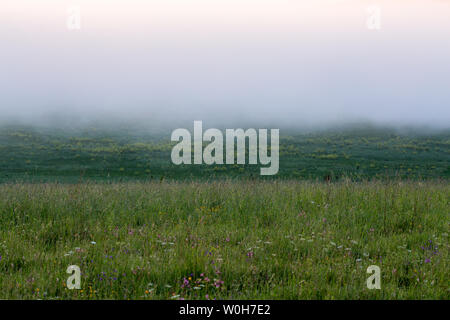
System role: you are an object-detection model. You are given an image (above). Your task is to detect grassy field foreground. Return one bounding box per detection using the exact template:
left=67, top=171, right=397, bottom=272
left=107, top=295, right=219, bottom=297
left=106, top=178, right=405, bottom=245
left=0, top=180, right=448, bottom=299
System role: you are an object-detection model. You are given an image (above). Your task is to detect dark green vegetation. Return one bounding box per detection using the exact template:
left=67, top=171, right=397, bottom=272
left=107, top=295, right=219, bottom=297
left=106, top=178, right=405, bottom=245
left=0, top=124, right=449, bottom=182
left=0, top=181, right=448, bottom=299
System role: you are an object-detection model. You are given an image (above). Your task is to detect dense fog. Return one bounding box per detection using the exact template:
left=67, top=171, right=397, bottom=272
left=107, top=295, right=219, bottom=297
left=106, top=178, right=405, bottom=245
left=1, top=0, right=449, bottom=130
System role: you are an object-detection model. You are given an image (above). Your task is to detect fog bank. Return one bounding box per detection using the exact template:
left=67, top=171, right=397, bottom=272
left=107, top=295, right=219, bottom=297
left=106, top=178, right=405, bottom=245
left=1, top=0, right=449, bottom=130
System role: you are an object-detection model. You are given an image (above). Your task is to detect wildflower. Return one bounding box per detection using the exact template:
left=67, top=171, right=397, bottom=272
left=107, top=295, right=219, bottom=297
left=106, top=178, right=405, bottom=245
left=214, top=280, right=224, bottom=288
left=425, top=258, right=431, bottom=263
left=181, top=278, right=190, bottom=288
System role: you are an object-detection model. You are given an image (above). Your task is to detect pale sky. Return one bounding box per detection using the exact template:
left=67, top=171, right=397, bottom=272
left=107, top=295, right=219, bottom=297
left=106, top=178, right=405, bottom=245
left=1, top=0, right=449, bottom=128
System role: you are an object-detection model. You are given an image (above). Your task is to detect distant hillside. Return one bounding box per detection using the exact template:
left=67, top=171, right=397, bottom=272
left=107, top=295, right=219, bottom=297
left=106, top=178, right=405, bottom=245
left=0, top=124, right=448, bottom=182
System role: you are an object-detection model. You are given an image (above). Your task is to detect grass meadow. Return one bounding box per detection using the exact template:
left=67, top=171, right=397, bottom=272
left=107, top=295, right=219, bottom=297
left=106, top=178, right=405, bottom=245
left=0, top=180, right=448, bottom=299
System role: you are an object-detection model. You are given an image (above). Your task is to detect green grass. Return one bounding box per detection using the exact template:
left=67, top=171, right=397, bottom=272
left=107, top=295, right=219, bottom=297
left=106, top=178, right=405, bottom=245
left=0, top=125, right=449, bottom=182
left=0, top=180, right=448, bottom=299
